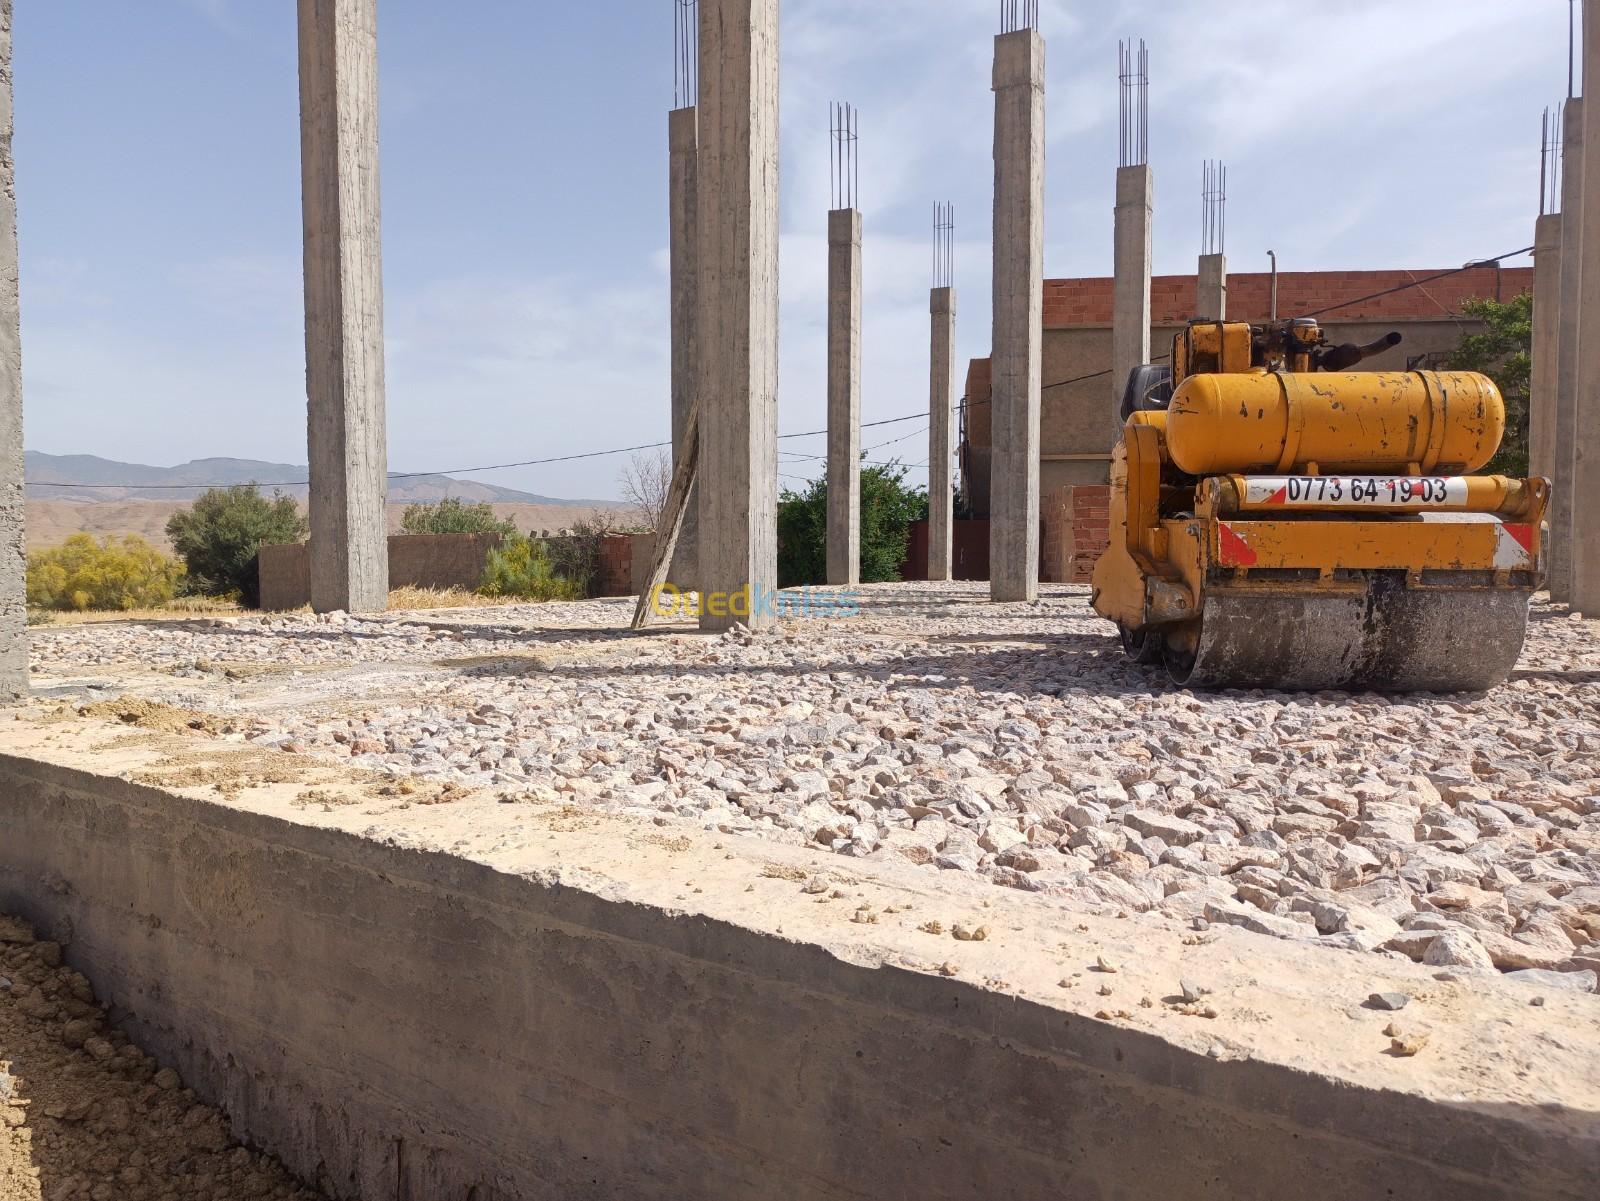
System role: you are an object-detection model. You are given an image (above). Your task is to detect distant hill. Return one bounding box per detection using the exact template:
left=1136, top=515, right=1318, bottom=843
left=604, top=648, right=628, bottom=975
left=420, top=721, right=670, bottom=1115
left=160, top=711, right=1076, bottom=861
left=23, top=452, right=615, bottom=506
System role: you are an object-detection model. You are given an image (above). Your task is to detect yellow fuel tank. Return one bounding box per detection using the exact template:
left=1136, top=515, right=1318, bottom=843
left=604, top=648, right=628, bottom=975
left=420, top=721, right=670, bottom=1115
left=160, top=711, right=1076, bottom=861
left=1166, top=370, right=1505, bottom=476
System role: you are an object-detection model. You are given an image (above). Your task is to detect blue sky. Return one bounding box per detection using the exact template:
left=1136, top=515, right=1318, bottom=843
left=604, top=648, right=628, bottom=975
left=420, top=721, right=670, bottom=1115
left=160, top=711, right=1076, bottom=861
left=15, top=0, right=1576, bottom=500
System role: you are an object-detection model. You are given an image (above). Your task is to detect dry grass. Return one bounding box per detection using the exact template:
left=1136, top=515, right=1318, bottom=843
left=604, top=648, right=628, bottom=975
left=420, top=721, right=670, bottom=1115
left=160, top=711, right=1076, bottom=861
left=385, top=586, right=533, bottom=612
left=27, top=596, right=242, bottom=627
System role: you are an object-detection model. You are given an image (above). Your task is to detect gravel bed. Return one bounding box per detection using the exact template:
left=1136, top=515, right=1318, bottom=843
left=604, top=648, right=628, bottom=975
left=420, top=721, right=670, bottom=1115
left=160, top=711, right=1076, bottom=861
left=29, top=583, right=1600, bottom=988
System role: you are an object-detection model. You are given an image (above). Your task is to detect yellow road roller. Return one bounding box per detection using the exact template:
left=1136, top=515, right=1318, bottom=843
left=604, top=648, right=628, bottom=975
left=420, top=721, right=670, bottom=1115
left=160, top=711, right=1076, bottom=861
left=1092, top=318, right=1549, bottom=691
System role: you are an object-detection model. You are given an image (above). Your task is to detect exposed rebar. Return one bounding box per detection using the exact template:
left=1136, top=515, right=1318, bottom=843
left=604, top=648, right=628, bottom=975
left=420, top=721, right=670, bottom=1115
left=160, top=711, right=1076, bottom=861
left=1202, top=160, right=1227, bottom=256
left=1541, top=105, right=1564, bottom=216
left=1119, top=39, right=1149, bottom=168
left=673, top=0, right=698, bottom=110
left=933, top=202, right=955, bottom=289
left=999, top=0, right=1039, bottom=34
left=830, top=101, right=859, bottom=211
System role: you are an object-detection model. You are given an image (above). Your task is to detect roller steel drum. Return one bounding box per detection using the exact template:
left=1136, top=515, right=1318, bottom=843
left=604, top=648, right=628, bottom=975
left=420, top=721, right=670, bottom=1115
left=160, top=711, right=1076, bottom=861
left=1159, top=581, right=1531, bottom=693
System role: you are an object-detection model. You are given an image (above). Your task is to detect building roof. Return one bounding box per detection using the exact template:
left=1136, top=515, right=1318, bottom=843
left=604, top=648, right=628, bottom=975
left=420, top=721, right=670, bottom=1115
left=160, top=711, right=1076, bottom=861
left=1042, top=265, right=1533, bottom=329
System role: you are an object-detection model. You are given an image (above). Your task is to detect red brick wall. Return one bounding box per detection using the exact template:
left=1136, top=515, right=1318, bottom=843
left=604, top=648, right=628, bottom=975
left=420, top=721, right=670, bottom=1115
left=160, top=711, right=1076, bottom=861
left=598, top=534, right=634, bottom=598
left=1042, top=485, right=1111, bottom=585
left=904, top=520, right=992, bottom=582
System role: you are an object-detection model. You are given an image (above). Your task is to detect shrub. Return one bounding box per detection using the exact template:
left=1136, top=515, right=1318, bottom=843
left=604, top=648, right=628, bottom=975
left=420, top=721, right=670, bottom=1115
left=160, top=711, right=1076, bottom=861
left=544, top=516, right=608, bottom=598
left=777, top=461, right=928, bottom=588
left=165, top=485, right=307, bottom=607
left=401, top=498, right=517, bottom=537
left=26, top=534, right=185, bottom=612
left=479, top=535, right=584, bottom=602
left=1447, top=293, right=1531, bottom=478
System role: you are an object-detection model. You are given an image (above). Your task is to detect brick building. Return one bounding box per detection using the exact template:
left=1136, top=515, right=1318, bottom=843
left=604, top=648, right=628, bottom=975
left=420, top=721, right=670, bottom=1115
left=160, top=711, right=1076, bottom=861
left=960, top=264, right=1533, bottom=583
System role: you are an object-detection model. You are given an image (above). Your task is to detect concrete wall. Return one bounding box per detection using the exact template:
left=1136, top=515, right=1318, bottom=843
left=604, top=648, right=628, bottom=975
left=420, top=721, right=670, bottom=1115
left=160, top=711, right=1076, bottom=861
left=298, top=0, right=390, bottom=615
left=695, top=0, right=780, bottom=632
left=1530, top=213, right=1564, bottom=485
left=1553, top=98, right=1586, bottom=604
left=988, top=28, right=1046, bottom=603
left=259, top=532, right=505, bottom=611
left=669, top=105, right=700, bottom=589
left=0, top=2, right=25, bottom=702
left=0, top=754, right=1594, bottom=1201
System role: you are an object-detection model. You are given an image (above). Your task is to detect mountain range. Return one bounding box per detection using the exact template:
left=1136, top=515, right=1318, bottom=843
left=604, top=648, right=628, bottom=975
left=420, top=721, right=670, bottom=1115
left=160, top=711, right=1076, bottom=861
left=23, top=452, right=612, bottom=506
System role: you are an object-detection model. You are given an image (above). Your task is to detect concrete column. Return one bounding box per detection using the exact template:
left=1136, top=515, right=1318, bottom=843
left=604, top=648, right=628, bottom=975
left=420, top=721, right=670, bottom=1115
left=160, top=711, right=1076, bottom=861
left=989, top=29, right=1045, bottom=604
left=696, top=0, right=779, bottom=632
left=1552, top=97, right=1585, bottom=604
left=928, top=286, right=956, bottom=582
left=0, top=2, right=26, bottom=702
left=1529, top=212, right=1564, bottom=485
left=298, top=0, right=389, bottom=614
left=1196, top=252, right=1227, bottom=321
left=668, top=105, right=699, bottom=588
left=826, top=208, right=862, bottom=586
left=1112, top=164, right=1153, bottom=437
left=1576, top=0, right=1600, bottom=613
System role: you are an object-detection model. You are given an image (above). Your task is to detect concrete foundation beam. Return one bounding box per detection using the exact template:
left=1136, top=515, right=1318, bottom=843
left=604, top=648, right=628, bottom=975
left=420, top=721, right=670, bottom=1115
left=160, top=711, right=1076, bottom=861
left=1530, top=212, right=1563, bottom=485
left=298, top=0, right=390, bottom=615
left=1553, top=96, right=1585, bottom=604
left=1196, top=251, right=1227, bottom=322
left=0, top=732, right=1596, bottom=1201
left=989, top=29, right=1045, bottom=604
left=826, top=208, right=862, bottom=587
left=1575, top=6, right=1600, bottom=614
left=696, top=0, right=779, bottom=631
left=0, top=2, right=25, bottom=702
left=669, top=105, right=700, bottom=589
left=928, top=287, right=956, bottom=582
left=1111, top=164, right=1153, bottom=440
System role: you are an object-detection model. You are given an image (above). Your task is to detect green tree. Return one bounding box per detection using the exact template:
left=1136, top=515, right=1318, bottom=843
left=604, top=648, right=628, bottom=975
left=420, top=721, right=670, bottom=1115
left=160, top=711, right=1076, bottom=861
left=26, top=534, right=184, bottom=612
left=777, top=461, right=929, bottom=588
left=401, top=497, right=516, bottom=537
left=165, top=485, right=307, bottom=607
left=1446, top=293, right=1531, bottom=477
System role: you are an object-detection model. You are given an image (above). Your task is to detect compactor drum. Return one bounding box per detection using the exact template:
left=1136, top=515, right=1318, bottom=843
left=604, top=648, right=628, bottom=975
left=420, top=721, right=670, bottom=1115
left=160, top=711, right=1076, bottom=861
left=1092, top=318, right=1549, bottom=692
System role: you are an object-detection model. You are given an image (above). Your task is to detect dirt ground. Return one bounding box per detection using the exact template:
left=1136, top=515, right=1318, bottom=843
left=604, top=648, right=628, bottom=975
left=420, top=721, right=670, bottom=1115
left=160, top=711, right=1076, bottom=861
left=0, top=916, right=323, bottom=1201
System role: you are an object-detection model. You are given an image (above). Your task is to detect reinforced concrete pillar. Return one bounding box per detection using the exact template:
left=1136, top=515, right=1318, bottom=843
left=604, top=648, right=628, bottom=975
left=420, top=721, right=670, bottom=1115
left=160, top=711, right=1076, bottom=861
left=826, top=208, right=862, bottom=586
left=1196, top=252, right=1227, bottom=321
left=1576, top=1, right=1600, bottom=614
left=1530, top=212, right=1564, bottom=485
left=0, top=1, right=26, bottom=701
left=1553, top=97, right=1585, bottom=604
left=669, top=105, right=699, bottom=588
left=298, top=0, right=389, bottom=614
left=1112, top=164, right=1153, bottom=437
left=696, top=0, right=779, bottom=631
left=989, top=28, right=1045, bottom=604
left=928, top=287, right=956, bottom=582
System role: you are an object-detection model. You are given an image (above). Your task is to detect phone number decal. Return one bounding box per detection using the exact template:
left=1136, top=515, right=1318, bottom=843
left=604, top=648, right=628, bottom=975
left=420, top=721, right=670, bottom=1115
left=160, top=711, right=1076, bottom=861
left=1245, top=476, right=1470, bottom=507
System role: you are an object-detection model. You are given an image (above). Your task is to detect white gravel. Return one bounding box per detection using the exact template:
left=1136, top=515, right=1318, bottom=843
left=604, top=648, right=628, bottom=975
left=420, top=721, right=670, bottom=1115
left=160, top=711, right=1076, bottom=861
left=29, top=583, right=1600, bottom=987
